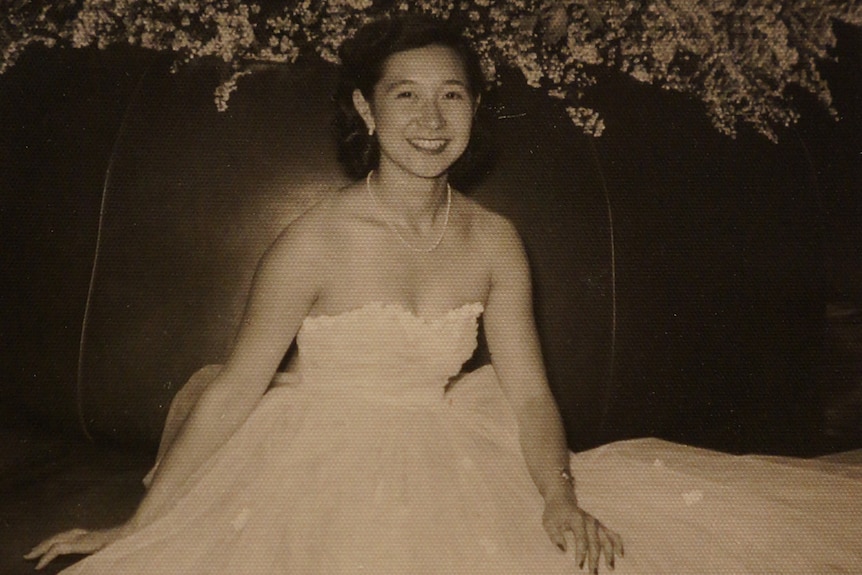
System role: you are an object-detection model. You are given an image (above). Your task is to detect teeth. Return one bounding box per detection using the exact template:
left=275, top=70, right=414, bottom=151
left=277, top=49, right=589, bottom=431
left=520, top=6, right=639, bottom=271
left=410, top=139, right=447, bottom=151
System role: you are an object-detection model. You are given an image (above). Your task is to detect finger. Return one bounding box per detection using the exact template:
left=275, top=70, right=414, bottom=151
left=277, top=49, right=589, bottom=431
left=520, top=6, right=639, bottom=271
left=34, top=534, right=106, bottom=570
left=35, top=550, right=57, bottom=570
left=606, top=528, right=624, bottom=561
left=604, top=528, right=624, bottom=559
left=22, top=548, right=41, bottom=561
left=25, top=529, right=87, bottom=559
left=587, top=517, right=601, bottom=575
left=25, top=532, right=69, bottom=558
left=35, top=543, right=72, bottom=570
left=573, top=516, right=588, bottom=569
left=598, top=525, right=617, bottom=570
left=542, top=517, right=567, bottom=552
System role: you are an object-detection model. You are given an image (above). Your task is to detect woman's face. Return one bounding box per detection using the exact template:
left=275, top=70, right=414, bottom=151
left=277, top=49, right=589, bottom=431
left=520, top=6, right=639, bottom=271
left=354, top=44, right=478, bottom=179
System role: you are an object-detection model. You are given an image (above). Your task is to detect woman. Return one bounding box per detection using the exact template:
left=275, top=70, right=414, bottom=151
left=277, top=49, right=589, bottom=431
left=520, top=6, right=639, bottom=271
left=26, top=14, right=862, bottom=575
left=27, top=14, right=623, bottom=574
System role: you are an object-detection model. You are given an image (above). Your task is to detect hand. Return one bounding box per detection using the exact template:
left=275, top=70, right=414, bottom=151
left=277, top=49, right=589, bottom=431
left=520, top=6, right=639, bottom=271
left=543, top=496, right=624, bottom=574
left=24, top=525, right=130, bottom=570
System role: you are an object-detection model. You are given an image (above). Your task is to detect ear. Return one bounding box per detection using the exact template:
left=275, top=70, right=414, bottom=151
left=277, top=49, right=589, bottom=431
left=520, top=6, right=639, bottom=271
left=352, top=89, right=375, bottom=134
left=472, top=94, right=481, bottom=116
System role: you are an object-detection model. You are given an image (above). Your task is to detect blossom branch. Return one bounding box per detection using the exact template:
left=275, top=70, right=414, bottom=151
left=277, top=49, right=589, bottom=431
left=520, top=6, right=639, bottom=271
left=2, top=0, right=860, bottom=139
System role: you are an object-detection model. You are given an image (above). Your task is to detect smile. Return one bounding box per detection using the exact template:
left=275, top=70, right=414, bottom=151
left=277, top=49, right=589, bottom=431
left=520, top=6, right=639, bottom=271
left=408, top=138, right=448, bottom=152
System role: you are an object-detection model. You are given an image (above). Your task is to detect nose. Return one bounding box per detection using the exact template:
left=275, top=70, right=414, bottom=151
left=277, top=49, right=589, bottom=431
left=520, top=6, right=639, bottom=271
left=418, top=100, right=444, bottom=129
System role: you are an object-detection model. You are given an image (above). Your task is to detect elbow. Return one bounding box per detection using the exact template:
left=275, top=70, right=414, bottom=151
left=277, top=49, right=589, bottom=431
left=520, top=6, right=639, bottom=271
left=512, top=388, right=563, bottom=426
left=192, top=368, right=263, bottom=422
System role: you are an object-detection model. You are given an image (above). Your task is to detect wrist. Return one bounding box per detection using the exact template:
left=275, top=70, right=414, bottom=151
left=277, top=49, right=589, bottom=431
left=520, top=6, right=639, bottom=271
left=543, top=485, right=577, bottom=508
left=542, top=467, right=577, bottom=506
left=558, top=466, right=575, bottom=487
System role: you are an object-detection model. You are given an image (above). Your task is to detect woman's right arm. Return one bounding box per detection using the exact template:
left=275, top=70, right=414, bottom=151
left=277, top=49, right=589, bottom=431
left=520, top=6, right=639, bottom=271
left=130, top=221, right=322, bottom=526
left=26, top=217, right=324, bottom=568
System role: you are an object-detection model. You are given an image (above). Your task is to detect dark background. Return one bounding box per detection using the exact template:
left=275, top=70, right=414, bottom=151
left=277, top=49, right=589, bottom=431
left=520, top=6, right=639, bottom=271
left=1, top=22, right=860, bottom=460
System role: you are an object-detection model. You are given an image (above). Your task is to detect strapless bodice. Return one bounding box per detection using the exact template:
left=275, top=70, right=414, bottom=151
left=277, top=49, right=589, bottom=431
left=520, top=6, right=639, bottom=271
left=294, top=302, right=483, bottom=400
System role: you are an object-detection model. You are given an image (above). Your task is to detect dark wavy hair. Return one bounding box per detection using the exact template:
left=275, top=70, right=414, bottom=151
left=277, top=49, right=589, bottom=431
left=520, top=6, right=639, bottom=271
left=333, top=13, right=494, bottom=186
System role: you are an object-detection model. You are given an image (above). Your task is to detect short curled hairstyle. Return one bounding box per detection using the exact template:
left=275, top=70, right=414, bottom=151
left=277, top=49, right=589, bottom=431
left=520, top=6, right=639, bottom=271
left=333, top=13, right=493, bottom=185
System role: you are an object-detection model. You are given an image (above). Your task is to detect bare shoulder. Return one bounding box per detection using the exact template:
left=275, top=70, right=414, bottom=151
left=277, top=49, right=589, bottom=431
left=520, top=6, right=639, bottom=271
left=265, top=185, right=361, bottom=264
left=265, top=207, right=323, bottom=266
left=458, top=195, right=527, bottom=267
left=462, top=197, right=534, bottom=336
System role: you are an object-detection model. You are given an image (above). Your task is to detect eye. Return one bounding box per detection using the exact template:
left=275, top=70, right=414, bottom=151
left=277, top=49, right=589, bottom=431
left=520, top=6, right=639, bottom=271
left=395, top=90, right=415, bottom=99
left=443, top=90, right=466, bottom=101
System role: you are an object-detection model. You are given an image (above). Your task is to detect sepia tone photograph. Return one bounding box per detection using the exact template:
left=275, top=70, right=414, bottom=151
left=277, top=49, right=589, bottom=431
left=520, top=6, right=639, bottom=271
left=2, top=1, right=861, bottom=573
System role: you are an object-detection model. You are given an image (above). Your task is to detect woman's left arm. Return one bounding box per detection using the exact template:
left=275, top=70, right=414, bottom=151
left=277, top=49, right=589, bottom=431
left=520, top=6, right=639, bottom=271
left=482, top=215, right=623, bottom=573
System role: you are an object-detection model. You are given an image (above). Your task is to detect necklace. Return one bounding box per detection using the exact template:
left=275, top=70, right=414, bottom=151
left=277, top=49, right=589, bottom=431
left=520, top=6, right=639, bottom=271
left=366, top=170, right=451, bottom=253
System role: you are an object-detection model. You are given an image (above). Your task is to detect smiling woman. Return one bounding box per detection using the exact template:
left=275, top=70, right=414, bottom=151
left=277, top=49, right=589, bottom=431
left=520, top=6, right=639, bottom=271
left=353, top=44, right=472, bottom=248
left=22, top=12, right=862, bottom=575
left=353, top=44, right=476, bottom=181
left=333, top=14, right=487, bottom=182
left=26, top=13, right=623, bottom=574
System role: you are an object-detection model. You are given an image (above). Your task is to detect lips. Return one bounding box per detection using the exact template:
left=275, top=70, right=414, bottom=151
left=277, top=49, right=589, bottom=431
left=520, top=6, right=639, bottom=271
left=408, top=138, right=449, bottom=152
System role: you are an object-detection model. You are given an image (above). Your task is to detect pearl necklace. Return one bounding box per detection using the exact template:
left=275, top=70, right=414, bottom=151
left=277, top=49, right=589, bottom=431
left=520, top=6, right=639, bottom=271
left=366, top=170, right=451, bottom=253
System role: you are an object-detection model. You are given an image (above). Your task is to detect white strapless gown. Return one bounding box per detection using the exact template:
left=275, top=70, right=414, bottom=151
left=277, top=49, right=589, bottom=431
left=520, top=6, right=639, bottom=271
left=60, top=303, right=862, bottom=574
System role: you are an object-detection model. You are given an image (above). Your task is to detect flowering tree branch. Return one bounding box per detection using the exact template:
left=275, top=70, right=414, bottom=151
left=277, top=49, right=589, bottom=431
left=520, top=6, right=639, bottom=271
left=3, top=0, right=861, bottom=139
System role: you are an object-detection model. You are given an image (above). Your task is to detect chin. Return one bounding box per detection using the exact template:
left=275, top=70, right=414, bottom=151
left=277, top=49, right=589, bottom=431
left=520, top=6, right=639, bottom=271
left=388, top=152, right=467, bottom=180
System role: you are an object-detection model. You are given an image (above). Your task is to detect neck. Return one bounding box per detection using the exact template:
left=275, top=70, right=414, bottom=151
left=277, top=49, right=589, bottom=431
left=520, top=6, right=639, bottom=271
left=369, top=166, right=449, bottom=229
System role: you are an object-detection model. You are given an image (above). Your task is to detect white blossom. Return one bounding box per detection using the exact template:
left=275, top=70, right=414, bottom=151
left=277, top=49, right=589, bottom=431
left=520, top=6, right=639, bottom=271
left=1, top=0, right=859, bottom=139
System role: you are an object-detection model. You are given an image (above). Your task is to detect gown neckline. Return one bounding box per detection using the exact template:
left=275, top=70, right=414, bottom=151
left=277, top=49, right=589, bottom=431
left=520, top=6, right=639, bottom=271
left=302, top=300, right=485, bottom=326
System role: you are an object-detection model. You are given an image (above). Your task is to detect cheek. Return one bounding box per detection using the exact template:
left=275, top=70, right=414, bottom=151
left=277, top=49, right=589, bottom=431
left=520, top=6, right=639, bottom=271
left=371, top=102, right=406, bottom=128
left=452, top=112, right=475, bottom=141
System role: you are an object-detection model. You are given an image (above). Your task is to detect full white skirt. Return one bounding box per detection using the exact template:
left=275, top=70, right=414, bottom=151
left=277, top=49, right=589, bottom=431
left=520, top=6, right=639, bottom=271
left=61, top=366, right=862, bottom=574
